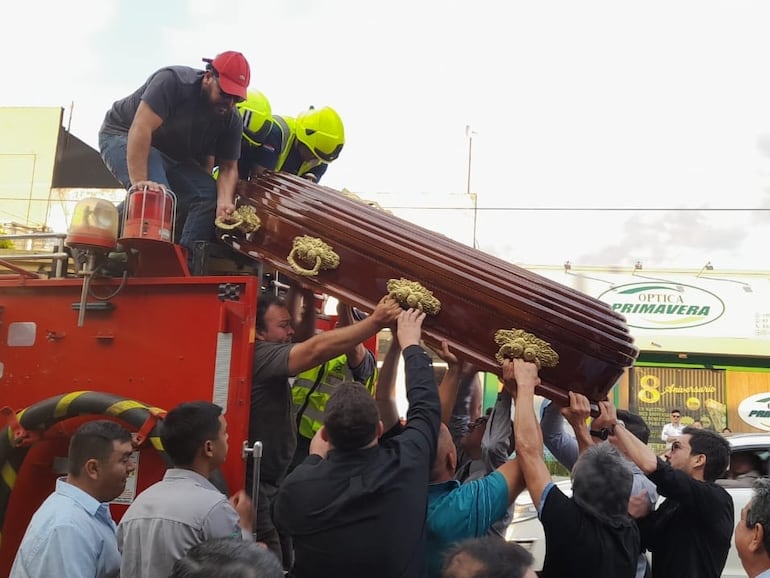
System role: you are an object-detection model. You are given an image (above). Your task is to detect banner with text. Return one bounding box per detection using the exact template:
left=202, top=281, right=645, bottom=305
left=629, top=366, right=727, bottom=452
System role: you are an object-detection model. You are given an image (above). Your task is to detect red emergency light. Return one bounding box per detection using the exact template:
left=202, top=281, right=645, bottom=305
left=122, top=185, right=176, bottom=242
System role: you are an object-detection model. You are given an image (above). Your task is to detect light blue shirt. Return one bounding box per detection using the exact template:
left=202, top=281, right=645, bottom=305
left=757, top=570, right=770, bottom=578
left=10, top=478, right=120, bottom=578
left=425, top=471, right=509, bottom=578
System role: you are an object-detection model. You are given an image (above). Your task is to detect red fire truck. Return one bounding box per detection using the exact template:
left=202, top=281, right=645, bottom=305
left=0, top=189, right=287, bottom=574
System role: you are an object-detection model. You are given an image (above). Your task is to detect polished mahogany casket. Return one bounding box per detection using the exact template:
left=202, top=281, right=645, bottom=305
left=224, top=173, right=639, bottom=405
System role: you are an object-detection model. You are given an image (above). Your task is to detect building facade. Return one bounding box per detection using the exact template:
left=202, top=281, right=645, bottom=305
left=527, top=264, right=770, bottom=448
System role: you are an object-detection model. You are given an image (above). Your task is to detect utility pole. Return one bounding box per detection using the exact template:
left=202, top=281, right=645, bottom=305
left=465, top=125, right=478, bottom=249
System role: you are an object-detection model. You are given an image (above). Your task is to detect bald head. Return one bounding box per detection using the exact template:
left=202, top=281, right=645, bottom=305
left=442, top=537, right=536, bottom=578
left=443, top=552, right=486, bottom=578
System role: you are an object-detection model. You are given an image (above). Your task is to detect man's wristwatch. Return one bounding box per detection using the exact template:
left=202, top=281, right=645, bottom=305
left=588, top=428, right=609, bottom=440
left=589, top=420, right=624, bottom=440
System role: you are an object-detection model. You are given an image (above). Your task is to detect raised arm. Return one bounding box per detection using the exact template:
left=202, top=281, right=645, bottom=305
left=215, top=159, right=239, bottom=219
left=127, top=101, right=164, bottom=190
left=336, top=302, right=369, bottom=368
left=375, top=331, right=401, bottom=432
left=481, top=388, right=514, bottom=472
left=397, top=309, right=441, bottom=463
left=540, top=400, right=579, bottom=471
left=561, top=391, right=594, bottom=457
left=435, top=341, right=461, bottom=426
left=505, top=358, right=551, bottom=509
left=286, top=286, right=317, bottom=343
left=596, top=400, right=658, bottom=475
left=287, top=296, right=400, bottom=375
left=495, top=457, right=527, bottom=504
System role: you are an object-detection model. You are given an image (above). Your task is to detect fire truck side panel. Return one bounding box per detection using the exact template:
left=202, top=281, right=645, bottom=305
left=0, top=274, right=258, bottom=573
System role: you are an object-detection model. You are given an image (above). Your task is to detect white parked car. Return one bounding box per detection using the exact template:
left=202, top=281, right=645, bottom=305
left=506, top=433, right=770, bottom=578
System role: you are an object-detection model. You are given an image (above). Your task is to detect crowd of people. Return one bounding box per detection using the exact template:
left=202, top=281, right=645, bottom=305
left=10, top=48, right=770, bottom=578
left=14, top=295, right=769, bottom=577
left=9, top=301, right=544, bottom=578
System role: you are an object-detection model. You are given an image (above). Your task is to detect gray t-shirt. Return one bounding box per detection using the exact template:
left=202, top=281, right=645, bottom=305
left=250, top=340, right=297, bottom=486
left=116, top=469, right=242, bottom=578
left=100, top=66, right=242, bottom=164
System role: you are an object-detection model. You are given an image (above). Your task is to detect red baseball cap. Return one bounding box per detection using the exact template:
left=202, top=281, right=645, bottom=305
left=202, top=51, right=250, bottom=100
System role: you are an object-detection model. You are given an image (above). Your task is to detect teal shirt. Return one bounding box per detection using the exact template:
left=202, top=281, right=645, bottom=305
left=425, top=470, right=509, bottom=578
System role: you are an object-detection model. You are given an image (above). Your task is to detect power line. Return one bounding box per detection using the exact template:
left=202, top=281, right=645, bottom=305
left=381, top=204, right=770, bottom=211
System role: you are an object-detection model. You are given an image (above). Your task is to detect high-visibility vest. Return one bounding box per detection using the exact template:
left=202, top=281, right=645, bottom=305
left=292, top=353, right=378, bottom=440
left=272, top=116, right=325, bottom=178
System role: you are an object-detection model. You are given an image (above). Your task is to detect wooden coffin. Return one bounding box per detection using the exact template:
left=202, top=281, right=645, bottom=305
left=224, top=173, right=639, bottom=405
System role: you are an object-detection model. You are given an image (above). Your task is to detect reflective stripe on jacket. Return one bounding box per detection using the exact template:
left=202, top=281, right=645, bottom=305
left=273, top=115, right=325, bottom=178
left=292, top=352, right=377, bottom=440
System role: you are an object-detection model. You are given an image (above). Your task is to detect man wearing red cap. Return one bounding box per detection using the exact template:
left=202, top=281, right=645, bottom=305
left=98, top=51, right=250, bottom=268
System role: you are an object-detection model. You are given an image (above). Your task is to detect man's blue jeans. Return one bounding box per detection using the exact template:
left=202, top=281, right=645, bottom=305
left=98, top=132, right=217, bottom=263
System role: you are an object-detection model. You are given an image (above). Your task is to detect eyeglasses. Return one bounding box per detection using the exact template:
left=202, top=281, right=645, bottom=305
left=212, top=74, right=245, bottom=104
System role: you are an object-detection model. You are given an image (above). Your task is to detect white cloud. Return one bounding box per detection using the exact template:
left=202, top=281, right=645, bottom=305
left=1, top=2, right=117, bottom=106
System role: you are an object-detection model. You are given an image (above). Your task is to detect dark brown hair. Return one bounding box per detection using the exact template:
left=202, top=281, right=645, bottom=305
left=324, top=382, right=379, bottom=450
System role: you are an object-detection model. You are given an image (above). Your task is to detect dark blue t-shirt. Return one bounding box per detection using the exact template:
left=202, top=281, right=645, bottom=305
left=100, top=66, right=242, bottom=164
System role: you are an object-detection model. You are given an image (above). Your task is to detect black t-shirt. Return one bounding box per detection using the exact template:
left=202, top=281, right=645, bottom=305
left=540, top=484, right=639, bottom=578
left=640, top=458, right=734, bottom=578
left=249, top=341, right=297, bottom=486
left=100, top=66, right=242, bottom=164
left=273, top=345, right=441, bottom=578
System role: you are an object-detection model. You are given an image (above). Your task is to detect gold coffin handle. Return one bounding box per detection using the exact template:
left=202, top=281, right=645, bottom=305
left=287, top=236, right=340, bottom=277
left=494, top=328, right=559, bottom=368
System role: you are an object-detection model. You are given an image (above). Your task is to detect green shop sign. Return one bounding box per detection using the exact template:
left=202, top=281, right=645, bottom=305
left=599, top=282, right=725, bottom=330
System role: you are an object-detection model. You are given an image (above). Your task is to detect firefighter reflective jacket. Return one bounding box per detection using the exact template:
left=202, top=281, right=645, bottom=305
left=292, top=351, right=378, bottom=440
left=273, top=116, right=325, bottom=178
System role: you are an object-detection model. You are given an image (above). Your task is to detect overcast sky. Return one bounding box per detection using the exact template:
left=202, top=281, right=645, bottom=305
left=3, top=0, right=770, bottom=271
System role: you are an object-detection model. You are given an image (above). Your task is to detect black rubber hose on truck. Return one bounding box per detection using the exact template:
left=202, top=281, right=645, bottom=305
left=0, top=390, right=170, bottom=547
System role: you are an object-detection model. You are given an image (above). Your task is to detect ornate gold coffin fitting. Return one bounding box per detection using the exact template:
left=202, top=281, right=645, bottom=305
left=226, top=173, right=639, bottom=405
